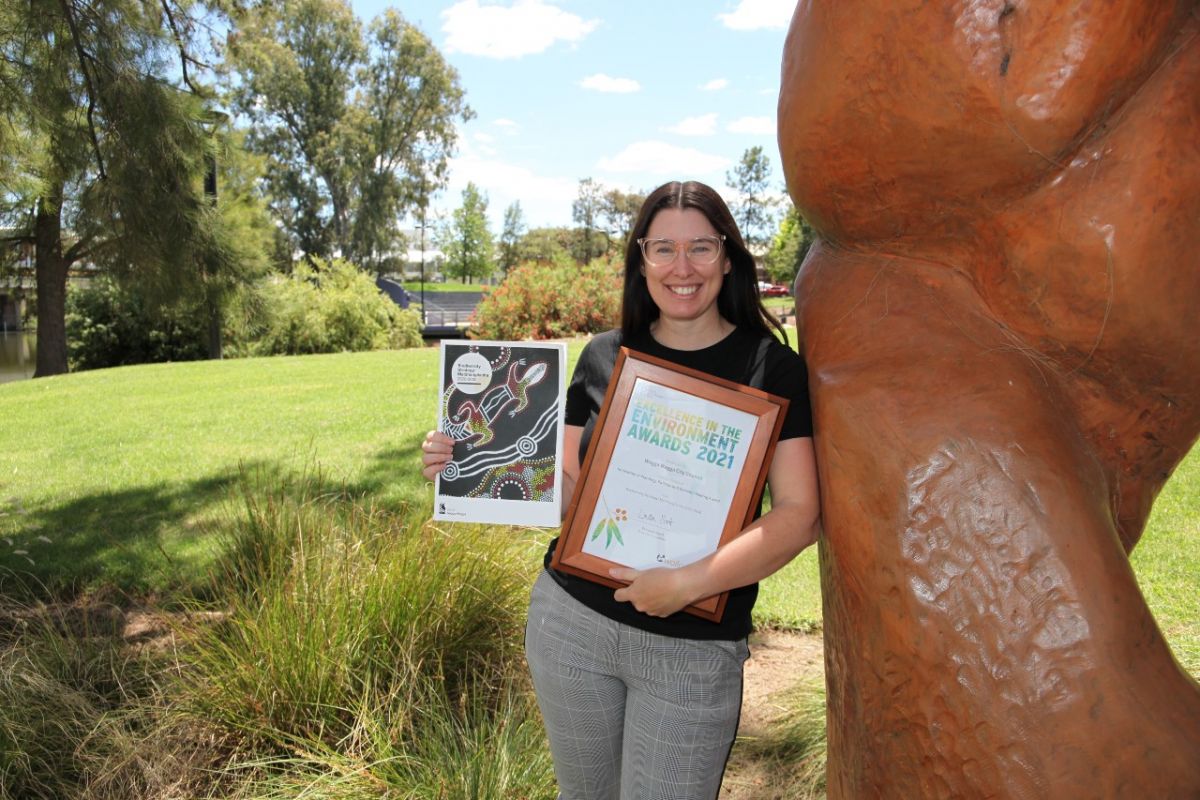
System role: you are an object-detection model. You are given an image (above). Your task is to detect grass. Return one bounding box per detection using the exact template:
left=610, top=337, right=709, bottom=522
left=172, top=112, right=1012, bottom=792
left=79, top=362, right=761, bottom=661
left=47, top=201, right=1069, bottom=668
left=1, top=339, right=1198, bottom=798
left=0, top=351, right=439, bottom=595
left=400, top=280, right=491, bottom=293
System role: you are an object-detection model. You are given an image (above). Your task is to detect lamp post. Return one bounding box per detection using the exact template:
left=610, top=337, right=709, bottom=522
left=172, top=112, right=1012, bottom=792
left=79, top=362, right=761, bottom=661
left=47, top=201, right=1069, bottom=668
left=418, top=216, right=426, bottom=327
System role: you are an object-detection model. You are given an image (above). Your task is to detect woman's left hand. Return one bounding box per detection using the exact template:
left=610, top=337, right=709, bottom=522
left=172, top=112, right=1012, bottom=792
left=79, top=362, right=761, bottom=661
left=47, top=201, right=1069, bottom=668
left=610, top=566, right=697, bottom=617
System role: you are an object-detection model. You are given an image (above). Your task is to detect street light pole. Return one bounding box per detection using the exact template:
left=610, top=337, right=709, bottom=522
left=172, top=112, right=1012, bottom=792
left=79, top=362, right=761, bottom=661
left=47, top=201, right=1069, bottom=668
left=418, top=176, right=427, bottom=328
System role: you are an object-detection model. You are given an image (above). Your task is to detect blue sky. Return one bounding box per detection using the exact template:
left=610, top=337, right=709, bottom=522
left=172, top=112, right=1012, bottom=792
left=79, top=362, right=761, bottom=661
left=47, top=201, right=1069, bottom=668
left=346, top=0, right=798, bottom=229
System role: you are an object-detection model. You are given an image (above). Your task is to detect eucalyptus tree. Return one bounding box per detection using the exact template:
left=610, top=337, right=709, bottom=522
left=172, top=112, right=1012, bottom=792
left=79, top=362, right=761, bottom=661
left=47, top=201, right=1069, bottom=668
left=0, top=0, right=261, bottom=375
left=571, top=177, right=607, bottom=264
left=726, top=146, right=778, bottom=250
left=498, top=201, right=526, bottom=275
left=600, top=187, right=645, bottom=257
left=439, top=182, right=493, bottom=283
left=226, top=0, right=471, bottom=269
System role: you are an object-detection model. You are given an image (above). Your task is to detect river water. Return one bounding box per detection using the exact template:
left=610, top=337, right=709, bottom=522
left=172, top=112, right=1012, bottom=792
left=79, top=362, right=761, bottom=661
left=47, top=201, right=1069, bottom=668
left=0, top=332, right=36, bottom=383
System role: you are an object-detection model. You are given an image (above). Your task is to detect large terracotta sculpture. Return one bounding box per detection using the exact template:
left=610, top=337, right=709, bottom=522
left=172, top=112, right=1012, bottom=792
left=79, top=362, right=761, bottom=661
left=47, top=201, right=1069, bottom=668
left=778, top=1, right=1200, bottom=796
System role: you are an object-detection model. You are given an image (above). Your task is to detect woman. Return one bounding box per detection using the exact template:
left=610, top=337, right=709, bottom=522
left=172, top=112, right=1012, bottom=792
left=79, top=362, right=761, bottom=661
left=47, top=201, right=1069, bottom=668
left=422, top=180, right=820, bottom=799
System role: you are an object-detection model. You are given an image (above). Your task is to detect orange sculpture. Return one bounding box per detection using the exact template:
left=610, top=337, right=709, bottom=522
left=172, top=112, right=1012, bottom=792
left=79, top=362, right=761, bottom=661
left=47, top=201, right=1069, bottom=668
left=778, top=1, right=1200, bottom=796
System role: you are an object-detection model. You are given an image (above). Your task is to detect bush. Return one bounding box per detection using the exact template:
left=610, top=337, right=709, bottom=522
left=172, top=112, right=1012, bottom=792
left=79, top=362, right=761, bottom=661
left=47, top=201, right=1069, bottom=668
left=471, top=255, right=621, bottom=340
left=253, top=258, right=422, bottom=355
left=183, top=475, right=554, bottom=797
left=65, top=276, right=208, bottom=370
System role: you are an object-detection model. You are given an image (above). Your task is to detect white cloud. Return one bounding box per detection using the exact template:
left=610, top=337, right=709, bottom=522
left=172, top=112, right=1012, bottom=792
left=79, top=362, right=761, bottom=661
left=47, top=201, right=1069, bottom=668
left=701, top=78, right=730, bottom=91
left=717, top=0, right=795, bottom=31
left=474, top=132, right=495, bottom=143
left=494, top=118, right=519, bottom=132
left=440, top=136, right=578, bottom=228
left=726, top=116, right=775, bottom=135
left=664, top=113, right=718, bottom=136
left=442, top=0, right=600, bottom=59
left=597, top=141, right=731, bottom=176
left=580, top=73, right=641, bottom=93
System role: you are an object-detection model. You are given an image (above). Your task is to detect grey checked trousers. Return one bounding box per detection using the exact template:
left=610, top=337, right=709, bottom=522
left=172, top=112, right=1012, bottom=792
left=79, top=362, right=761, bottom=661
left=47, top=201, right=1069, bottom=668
left=524, top=570, right=749, bottom=800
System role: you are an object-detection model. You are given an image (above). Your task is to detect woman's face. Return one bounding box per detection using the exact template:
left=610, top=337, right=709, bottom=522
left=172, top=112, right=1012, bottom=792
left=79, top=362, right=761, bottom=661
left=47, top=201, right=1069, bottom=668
left=640, top=207, right=731, bottom=327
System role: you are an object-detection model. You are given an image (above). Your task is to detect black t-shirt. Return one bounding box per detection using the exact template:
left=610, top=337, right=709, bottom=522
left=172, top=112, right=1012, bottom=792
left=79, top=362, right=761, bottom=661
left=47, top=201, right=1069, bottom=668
left=543, top=326, right=813, bottom=641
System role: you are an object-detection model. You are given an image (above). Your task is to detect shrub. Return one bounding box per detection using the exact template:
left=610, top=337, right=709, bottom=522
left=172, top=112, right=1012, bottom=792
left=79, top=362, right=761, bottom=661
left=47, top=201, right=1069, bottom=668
left=253, top=258, right=422, bottom=355
left=471, top=255, right=621, bottom=340
left=183, top=475, right=553, bottom=797
left=65, top=276, right=208, bottom=370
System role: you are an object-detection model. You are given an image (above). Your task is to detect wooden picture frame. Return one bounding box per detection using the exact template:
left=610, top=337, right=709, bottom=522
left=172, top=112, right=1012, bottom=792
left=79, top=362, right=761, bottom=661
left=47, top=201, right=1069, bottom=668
left=551, top=347, right=788, bottom=621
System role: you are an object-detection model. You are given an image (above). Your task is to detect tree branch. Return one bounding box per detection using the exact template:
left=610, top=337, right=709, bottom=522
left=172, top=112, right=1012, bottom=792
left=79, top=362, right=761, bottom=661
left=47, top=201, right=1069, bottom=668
left=58, top=0, right=106, bottom=180
left=159, top=0, right=203, bottom=95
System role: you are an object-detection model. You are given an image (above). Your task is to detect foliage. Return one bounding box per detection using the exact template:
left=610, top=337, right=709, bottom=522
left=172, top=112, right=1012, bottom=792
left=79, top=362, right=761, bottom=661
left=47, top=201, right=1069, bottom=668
left=184, top=477, right=554, bottom=796
left=518, top=226, right=575, bottom=264
left=498, top=200, right=526, bottom=274
left=601, top=186, right=646, bottom=257
left=252, top=257, right=422, bottom=355
left=727, top=146, right=779, bottom=249
left=64, top=276, right=209, bottom=370
left=764, top=206, right=815, bottom=287
left=439, top=182, right=494, bottom=283
left=226, top=0, right=471, bottom=268
left=0, top=0, right=266, bottom=374
left=571, top=177, right=608, bottom=263
left=471, top=256, right=621, bottom=340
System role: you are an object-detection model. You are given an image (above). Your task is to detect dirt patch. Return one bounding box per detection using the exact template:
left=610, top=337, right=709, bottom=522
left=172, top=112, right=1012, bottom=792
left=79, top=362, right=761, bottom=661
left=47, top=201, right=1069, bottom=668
left=739, top=628, right=824, bottom=734
left=721, top=628, right=826, bottom=799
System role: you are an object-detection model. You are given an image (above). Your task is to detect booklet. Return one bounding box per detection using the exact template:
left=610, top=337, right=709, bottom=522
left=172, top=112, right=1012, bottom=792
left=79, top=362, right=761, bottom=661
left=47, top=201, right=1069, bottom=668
left=433, top=340, right=566, bottom=527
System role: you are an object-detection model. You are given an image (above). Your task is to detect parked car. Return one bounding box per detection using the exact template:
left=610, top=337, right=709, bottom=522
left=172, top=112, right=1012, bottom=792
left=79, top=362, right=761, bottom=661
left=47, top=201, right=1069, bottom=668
left=757, top=281, right=790, bottom=297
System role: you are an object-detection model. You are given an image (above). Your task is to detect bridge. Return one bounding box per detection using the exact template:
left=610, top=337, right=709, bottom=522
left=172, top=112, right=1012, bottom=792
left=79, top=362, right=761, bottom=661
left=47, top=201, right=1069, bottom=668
left=376, top=277, right=482, bottom=339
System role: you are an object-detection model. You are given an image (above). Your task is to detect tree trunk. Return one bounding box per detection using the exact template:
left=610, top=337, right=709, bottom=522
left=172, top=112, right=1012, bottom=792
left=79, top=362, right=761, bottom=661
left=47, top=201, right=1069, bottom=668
left=33, top=192, right=70, bottom=377
left=206, top=296, right=222, bottom=359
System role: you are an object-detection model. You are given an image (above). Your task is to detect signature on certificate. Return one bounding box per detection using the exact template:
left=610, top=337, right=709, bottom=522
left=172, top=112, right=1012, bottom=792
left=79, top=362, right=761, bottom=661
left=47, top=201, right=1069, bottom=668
left=638, top=511, right=675, bottom=528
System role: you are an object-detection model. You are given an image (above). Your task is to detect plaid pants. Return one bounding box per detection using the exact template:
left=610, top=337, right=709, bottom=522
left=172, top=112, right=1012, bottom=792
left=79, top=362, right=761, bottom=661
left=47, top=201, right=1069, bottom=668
left=525, top=570, right=748, bottom=800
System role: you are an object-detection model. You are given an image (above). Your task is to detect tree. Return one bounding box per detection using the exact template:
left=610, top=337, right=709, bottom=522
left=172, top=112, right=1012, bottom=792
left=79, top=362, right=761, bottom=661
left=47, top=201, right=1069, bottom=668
left=764, top=205, right=815, bottom=286
left=571, top=177, right=607, bottom=264
left=518, top=227, right=574, bottom=265
left=0, top=0, right=261, bottom=375
left=600, top=187, right=646, bottom=257
left=726, top=146, right=778, bottom=249
left=498, top=201, right=526, bottom=275
left=439, top=182, right=493, bottom=283
left=227, top=0, right=471, bottom=268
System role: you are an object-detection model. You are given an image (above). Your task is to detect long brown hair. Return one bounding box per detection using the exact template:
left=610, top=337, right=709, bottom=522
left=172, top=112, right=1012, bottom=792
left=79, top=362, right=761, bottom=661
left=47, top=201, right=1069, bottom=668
left=620, top=180, right=784, bottom=343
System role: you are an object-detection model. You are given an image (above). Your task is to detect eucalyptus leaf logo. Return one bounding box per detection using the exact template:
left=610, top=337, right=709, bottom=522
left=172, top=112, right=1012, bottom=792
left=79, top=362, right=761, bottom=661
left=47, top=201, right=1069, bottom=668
left=590, top=505, right=628, bottom=549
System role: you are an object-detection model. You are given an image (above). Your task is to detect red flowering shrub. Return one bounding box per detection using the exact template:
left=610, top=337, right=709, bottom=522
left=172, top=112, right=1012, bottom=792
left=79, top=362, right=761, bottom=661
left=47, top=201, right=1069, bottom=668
left=471, top=256, right=621, bottom=340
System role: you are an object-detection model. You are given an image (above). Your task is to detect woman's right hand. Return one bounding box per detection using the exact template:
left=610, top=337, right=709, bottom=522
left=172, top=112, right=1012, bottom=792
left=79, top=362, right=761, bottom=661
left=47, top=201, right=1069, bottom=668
left=420, top=430, right=456, bottom=481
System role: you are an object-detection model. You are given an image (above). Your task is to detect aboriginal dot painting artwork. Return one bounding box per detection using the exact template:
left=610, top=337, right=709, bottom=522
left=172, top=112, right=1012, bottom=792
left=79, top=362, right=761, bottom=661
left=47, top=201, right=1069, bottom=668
left=437, top=342, right=562, bottom=508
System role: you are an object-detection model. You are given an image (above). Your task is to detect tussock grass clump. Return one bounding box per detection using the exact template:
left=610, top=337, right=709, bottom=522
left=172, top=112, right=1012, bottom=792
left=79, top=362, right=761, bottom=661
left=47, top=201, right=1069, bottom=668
left=184, top=476, right=554, bottom=796
left=0, top=600, right=229, bottom=800
left=729, top=679, right=828, bottom=800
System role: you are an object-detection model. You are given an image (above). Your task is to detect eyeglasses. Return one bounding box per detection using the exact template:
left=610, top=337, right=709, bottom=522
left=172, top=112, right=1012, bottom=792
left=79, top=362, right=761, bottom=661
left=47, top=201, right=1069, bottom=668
left=637, top=235, right=726, bottom=268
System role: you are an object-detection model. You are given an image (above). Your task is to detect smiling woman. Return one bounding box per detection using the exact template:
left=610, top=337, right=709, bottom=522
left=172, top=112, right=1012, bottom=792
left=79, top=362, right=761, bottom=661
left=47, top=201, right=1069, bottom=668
left=422, top=178, right=821, bottom=799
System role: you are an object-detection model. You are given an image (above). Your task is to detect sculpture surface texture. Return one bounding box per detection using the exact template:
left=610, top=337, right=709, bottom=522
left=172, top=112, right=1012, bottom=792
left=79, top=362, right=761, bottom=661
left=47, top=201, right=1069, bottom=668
left=778, top=1, right=1200, bottom=796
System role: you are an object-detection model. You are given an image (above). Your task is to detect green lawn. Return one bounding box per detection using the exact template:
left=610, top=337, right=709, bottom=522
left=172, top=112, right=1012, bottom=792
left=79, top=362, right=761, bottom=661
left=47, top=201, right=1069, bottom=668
left=0, top=345, right=1195, bottom=672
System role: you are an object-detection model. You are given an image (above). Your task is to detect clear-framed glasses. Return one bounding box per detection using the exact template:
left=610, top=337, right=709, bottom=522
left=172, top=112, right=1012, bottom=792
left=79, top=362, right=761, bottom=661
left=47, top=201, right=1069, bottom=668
left=637, top=235, right=726, bottom=268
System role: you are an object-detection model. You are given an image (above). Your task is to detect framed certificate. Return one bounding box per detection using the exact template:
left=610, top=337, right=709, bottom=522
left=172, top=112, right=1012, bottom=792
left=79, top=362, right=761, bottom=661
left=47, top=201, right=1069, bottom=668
left=434, top=340, right=566, bottom=527
left=551, top=347, right=788, bottom=621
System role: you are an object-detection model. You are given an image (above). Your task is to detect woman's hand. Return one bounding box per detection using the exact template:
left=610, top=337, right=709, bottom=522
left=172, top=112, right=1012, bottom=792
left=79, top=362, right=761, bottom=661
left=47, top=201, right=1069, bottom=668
left=420, top=430, right=455, bottom=481
left=610, top=565, right=699, bottom=618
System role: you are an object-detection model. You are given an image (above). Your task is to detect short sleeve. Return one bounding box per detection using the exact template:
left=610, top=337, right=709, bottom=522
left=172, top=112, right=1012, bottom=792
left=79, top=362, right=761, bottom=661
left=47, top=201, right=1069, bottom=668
left=763, top=341, right=813, bottom=440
